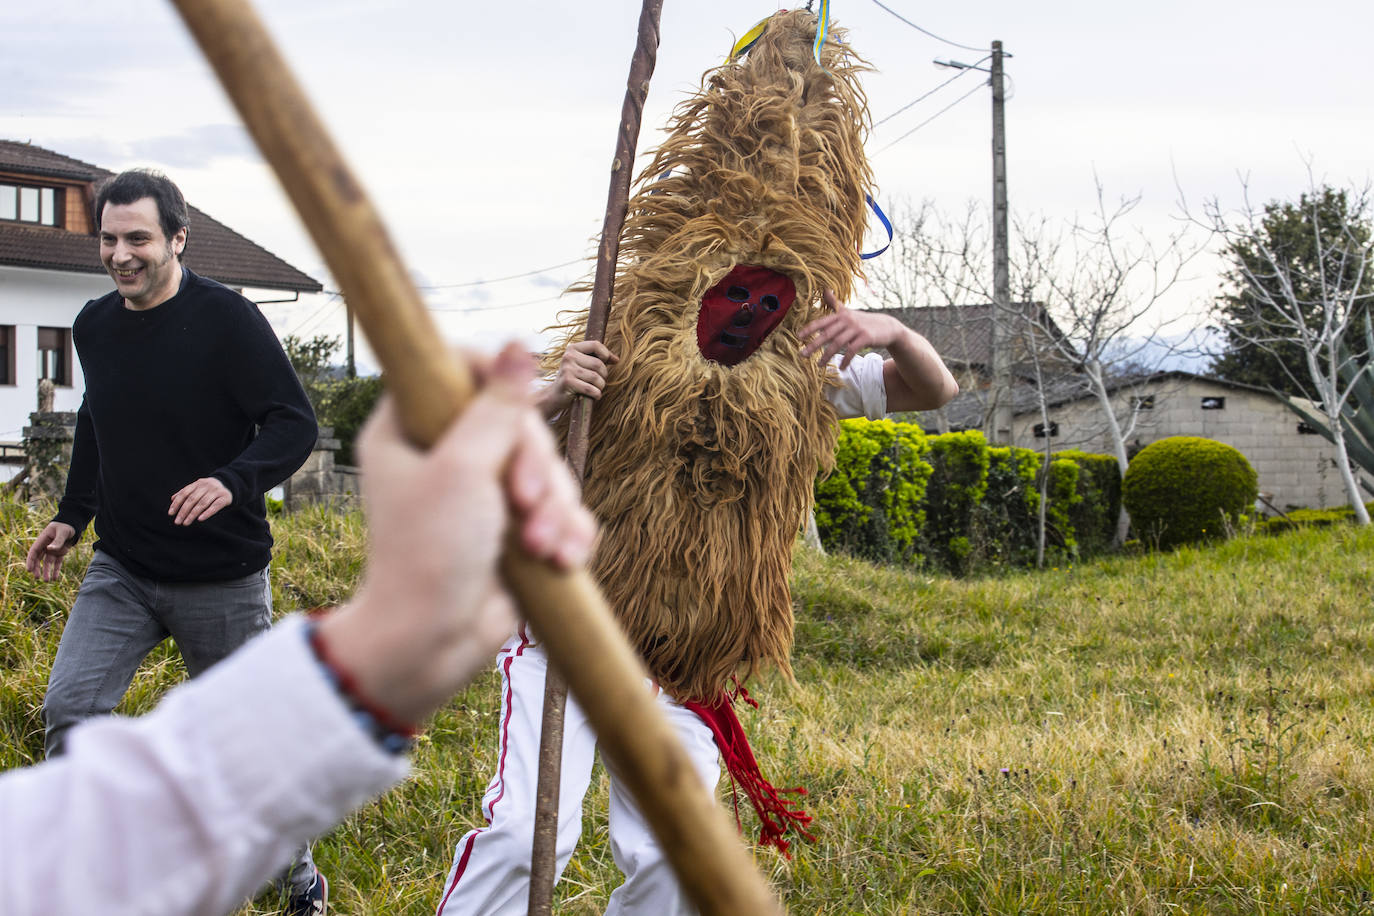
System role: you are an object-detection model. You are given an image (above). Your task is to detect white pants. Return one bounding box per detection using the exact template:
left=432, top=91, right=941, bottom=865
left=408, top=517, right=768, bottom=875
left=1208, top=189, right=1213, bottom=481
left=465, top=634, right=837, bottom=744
left=435, top=628, right=722, bottom=916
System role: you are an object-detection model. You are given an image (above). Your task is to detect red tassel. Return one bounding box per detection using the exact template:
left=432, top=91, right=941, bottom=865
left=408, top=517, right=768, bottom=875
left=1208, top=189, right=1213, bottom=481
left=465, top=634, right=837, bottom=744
left=685, top=687, right=817, bottom=858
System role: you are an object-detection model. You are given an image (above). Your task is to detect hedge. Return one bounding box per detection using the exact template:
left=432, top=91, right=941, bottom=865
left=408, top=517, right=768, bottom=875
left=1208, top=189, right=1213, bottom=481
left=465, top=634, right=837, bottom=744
left=815, top=418, right=931, bottom=564
left=923, top=431, right=991, bottom=573
left=814, top=419, right=1123, bottom=574
left=1055, top=449, right=1122, bottom=555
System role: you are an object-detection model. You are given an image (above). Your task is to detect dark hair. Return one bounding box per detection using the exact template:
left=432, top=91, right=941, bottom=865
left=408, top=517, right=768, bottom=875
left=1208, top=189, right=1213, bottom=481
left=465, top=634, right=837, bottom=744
left=94, top=169, right=190, bottom=253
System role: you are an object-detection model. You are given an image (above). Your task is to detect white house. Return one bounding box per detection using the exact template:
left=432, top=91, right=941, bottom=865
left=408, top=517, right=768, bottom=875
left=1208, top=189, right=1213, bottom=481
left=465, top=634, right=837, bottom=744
left=0, top=140, right=321, bottom=455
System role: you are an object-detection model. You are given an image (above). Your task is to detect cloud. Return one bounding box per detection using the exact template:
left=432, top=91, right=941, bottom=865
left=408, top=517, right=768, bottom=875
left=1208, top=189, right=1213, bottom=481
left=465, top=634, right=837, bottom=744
left=127, top=124, right=258, bottom=169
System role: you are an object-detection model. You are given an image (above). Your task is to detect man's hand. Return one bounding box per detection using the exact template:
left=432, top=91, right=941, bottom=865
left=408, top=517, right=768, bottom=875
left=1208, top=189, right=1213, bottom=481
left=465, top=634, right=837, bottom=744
left=169, top=477, right=233, bottom=526
left=800, top=290, right=906, bottom=370
left=537, top=340, right=620, bottom=418
left=322, top=343, right=598, bottom=726
left=25, top=522, right=78, bottom=582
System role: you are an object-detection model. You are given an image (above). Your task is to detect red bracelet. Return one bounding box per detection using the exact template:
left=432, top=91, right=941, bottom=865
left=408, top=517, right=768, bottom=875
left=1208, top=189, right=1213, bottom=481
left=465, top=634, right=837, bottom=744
left=305, top=610, right=420, bottom=745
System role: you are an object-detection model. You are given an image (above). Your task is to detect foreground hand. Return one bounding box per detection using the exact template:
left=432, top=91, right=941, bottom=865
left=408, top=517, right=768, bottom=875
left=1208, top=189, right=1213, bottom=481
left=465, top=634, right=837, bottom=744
left=538, top=339, right=619, bottom=418
left=25, top=521, right=78, bottom=582
left=799, top=290, right=906, bottom=370
left=169, top=477, right=233, bottom=526
left=321, top=343, right=597, bottom=726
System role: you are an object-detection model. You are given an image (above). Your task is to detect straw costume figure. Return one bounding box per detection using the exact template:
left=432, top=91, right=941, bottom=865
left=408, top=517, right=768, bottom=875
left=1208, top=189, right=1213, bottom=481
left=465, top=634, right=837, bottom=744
left=557, top=9, right=873, bottom=708
left=437, top=11, right=957, bottom=914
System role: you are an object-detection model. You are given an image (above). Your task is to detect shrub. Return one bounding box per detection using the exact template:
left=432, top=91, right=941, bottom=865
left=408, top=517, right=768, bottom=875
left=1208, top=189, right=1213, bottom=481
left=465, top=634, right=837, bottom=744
left=814, top=418, right=931, bottom=564
left=1256, top=501, right=1374, bottom=534
left=814, top=425, right=1123, bottom=574
left=1056, top=450, right=1122, bottom=555
left=325, top=375, right=384, bottom=466
left=283, top=332, right=383, bottom=466
left=922, top=431, right=991, bottom=574
left=1045, top=456, right=1082, bottom=557
left=1122, top=436, right=1258, bottom=549
left=971, top=446, right=1042, bottom=568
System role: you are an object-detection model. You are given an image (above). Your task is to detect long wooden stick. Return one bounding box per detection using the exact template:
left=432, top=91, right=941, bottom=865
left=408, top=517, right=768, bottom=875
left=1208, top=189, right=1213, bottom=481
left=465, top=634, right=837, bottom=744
left=167, top=1, right=784, bottom=913
left=528, top=3, right=664, bottom=912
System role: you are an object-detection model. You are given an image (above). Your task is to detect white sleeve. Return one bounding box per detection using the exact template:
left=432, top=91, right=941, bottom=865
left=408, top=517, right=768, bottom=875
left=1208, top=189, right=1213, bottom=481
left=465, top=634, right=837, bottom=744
left=824, top=352, right=888, bottom=420
left=0, top=616, right=408, bottom=916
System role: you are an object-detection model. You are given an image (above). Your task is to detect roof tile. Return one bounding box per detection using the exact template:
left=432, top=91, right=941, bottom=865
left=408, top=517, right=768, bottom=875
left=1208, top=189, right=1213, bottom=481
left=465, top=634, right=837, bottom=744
left=0, top=140, right=321, bottom=293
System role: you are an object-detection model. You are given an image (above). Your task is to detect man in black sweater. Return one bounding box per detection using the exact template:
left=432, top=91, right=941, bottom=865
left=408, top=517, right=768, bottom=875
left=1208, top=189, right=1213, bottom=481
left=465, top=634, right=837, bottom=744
left=23, top=169, right=324, bottom=914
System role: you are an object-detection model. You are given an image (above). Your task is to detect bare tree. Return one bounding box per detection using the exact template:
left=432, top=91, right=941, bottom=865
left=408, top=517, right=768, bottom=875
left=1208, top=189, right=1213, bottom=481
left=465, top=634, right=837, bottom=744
left=1030, top=184, right=1200, bottom=469
left=867, top=182, right=1203, bottom=543
left=1199, top=174, right=1374, bottom=524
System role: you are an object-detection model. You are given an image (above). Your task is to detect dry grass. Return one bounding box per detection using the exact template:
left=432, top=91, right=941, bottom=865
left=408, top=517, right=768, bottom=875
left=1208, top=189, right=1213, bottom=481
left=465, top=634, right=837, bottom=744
left=1, top=495, right=1372, bottom=913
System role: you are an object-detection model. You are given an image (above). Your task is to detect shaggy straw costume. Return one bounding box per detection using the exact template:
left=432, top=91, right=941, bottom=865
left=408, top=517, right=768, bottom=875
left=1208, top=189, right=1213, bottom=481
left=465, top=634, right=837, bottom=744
left=551, top=10, right=874, bottom=706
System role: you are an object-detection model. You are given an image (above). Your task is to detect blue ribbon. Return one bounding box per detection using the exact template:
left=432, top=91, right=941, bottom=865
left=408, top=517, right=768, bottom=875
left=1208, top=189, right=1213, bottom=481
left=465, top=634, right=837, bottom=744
left=860, top=194, right=893, bottom=260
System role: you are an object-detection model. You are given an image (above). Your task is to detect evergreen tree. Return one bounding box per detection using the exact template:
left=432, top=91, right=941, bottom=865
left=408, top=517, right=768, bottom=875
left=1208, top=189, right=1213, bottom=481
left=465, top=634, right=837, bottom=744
left=1210, top=186, right=1373, bottom=396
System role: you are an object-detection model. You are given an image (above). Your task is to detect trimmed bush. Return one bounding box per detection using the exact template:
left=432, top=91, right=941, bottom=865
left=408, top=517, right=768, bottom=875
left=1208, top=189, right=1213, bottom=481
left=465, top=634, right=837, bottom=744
left=813, top=422, right=1122, bottom=574
left=923, top=431, right=991, bottom=573
left=815, top=418, right=931, bottom=564
left=1056, top=449, right=1123, bottom=554
left=1045, top=457, right=1082, bottom=557
left=972, top=445, right=1042, bottom=568
left=1122, top=436, right=1258, bottom=549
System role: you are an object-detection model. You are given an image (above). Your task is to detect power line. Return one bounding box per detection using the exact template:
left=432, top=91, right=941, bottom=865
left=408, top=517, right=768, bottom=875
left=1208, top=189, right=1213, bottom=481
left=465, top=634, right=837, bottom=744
left=868, top=0, right=988, bottom=53
left=427, top=294, right=566, bottom=314
left=873, top=80, right=987, bottom=154
left=313, top=257, right=585, bottom=306
left=296, top=296, right=346, bottom=339
left=284, top=292, right=341, bottom=338
left=873, top=54, right=990, bottom=129
left=415, top=257, right=587, bottom=291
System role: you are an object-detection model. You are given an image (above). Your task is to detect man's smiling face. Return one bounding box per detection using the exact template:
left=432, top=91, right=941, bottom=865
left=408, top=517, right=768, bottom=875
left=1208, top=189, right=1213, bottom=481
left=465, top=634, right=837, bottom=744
left=99, top=197, right=186, bottom=311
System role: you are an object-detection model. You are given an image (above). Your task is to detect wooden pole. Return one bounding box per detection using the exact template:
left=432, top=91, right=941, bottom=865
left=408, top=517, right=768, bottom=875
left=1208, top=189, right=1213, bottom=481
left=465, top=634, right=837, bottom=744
left=528, top=3, right=663, bottom=912
left=167, top=1, right=783, bottom=913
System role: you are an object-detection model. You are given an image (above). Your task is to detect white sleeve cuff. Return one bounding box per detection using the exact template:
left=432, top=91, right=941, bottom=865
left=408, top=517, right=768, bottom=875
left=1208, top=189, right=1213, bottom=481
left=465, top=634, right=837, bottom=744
left=825, top=352, right=888, bottom=420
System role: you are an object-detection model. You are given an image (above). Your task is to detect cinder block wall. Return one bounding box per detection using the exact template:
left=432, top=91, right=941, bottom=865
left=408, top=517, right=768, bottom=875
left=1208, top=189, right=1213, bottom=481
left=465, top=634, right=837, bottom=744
left=1011, top=379, right=1365, bottom=511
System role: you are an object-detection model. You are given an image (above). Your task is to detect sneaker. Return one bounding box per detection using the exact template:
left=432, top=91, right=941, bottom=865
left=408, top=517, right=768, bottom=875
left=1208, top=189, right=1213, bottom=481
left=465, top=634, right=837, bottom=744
left=284, top=868, right=328, bottom=916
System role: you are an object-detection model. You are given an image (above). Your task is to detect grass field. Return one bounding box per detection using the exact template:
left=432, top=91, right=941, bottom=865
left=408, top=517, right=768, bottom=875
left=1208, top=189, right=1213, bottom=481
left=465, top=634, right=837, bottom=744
left=2, top=497, right=1372, bottom=914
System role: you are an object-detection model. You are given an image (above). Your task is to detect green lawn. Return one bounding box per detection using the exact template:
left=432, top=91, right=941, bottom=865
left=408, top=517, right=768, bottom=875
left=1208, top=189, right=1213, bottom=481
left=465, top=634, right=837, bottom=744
left=2, top=498, right=1372, bottom=914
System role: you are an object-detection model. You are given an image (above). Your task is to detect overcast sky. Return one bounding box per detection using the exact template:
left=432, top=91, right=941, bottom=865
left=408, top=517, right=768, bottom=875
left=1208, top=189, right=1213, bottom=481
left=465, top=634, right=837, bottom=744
left=5, top=0, right=1371, bottom=369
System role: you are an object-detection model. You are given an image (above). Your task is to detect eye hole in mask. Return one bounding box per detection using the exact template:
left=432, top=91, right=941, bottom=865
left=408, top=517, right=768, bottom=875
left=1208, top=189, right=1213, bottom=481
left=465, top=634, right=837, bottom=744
left=696, top=266, right=797, bottom=367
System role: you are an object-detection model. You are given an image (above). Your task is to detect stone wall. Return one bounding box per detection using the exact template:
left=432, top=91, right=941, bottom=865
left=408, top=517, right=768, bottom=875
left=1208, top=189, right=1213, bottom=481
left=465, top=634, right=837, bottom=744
left=283, top=426, right=361, bottom=510
left=23, top=409, right=76, bottom=504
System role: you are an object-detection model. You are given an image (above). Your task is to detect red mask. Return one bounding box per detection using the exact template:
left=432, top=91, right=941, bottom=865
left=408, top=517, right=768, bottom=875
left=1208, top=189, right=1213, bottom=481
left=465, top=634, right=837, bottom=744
left=695, top=265, right=796, bottom=366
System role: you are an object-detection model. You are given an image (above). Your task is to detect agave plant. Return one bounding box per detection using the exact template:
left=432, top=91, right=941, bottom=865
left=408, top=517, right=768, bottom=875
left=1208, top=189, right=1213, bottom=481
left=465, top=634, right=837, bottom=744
left=1277, top=322, right=1374, bottom=496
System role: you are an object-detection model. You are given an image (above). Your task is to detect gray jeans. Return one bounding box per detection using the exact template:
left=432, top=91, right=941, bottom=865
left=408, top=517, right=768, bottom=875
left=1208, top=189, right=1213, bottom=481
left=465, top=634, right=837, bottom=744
left=41, top=550, right=315, bottom=891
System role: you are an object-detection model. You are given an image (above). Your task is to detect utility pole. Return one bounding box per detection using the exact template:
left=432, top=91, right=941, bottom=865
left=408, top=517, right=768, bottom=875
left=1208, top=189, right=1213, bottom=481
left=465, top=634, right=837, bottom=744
left=936, top=42, right=1013, bottom=443
left=988, top=39, right=1012, bottom=444
left=345, top=302, right=356, bottom=378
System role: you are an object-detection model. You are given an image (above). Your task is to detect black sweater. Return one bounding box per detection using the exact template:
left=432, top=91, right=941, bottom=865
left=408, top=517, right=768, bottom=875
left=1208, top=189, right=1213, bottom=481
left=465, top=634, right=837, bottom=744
left=55, top=269, right=317, bottom=581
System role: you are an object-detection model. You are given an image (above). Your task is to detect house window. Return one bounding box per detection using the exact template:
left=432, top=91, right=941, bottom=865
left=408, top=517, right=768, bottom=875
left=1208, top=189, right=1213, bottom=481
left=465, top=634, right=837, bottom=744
left=1033, top=421, right=1060, bottom=438
left=1201, top=396, right=1226, bottom=410
left=37, top=327, right=72, bottom=386
left=1297, top=421, right=1319, bottom=435
left=1132, top=395, right=1155, bottom=410
left=0, top=326, right=13, bottom=385
left=0, top=183, right=62, bottom=227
